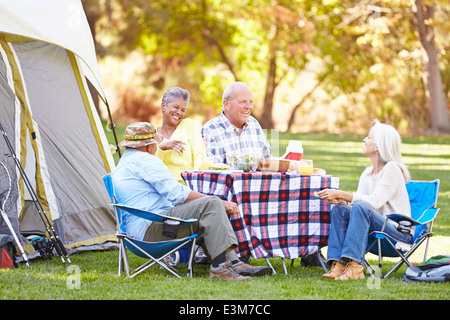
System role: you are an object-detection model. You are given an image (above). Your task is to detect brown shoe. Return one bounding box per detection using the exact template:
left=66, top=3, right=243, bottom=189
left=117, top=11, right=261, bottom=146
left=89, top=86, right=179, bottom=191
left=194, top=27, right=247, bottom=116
left=335, top=261, right=365, bottom=280
left=209, top=263, right=251, bottom=281
left=322, top=261, right=346, bottom=279
left=231, top=261, right=273, bottom=277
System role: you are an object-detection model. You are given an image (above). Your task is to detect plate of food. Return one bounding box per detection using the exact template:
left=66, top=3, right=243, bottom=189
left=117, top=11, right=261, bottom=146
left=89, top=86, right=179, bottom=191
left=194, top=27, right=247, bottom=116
left=312, top=168, right=326, bottom=175
left=226, top=154, right=260, bottom=172
left=207, top=163, right=230, bottom=171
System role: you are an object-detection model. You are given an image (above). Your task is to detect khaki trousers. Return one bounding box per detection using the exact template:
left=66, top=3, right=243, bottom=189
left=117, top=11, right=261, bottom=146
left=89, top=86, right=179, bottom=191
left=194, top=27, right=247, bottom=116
left=143, top=196, right=239, bottom=261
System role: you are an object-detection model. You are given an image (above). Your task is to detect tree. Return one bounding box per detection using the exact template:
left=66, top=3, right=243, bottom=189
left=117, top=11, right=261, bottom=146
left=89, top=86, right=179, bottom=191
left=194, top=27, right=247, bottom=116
left=299, top=0, right=449, bottom=134
left=87, top=0, right=449, bottom=134
left=92, top=0, right=315, bottom=129
left=412, top=0, right=450, bottom=133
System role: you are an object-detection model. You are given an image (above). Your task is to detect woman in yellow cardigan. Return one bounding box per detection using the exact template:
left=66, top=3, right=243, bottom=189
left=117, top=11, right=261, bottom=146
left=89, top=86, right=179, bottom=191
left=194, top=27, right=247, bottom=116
left=156, top=87, right=206, bottom=185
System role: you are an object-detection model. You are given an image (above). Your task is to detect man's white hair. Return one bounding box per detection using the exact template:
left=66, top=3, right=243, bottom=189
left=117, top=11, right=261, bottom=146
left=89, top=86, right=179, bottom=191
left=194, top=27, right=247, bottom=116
left=222, top=82, right=251, bottom=108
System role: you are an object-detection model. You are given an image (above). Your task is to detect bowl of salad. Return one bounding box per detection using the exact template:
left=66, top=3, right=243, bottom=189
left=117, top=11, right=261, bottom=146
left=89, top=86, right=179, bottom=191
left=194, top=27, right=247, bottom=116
left=226, top=153, right=260, bottom=172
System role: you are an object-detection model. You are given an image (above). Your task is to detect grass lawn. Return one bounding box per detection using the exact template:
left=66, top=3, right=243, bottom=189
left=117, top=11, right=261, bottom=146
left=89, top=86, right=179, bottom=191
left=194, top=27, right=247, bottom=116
left=1, top=126, right=449, bottom=302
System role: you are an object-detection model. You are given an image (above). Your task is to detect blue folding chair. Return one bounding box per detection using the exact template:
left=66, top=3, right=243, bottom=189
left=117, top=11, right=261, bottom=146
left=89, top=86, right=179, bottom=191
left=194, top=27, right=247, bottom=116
left=102, top=173, right=199, bottom=278
left=365, top=179, right=440, bottom=279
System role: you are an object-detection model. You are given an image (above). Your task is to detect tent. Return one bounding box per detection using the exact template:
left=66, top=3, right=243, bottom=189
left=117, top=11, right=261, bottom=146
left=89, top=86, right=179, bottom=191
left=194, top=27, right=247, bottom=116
left=0, top=0, right=117, bottom=258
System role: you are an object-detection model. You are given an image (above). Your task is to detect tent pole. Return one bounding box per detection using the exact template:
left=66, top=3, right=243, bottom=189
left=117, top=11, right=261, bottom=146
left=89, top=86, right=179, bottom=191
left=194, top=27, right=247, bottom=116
left=104, top=100, right=121, bottom=158
left=0, top=122, right=70, bottom=264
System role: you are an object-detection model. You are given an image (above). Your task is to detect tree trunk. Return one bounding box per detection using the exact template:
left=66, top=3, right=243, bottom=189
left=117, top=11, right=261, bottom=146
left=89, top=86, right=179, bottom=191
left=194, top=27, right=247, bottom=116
left=412, top=0, right=450, bottom=133
left=260, top=52, right=277, bottom=129
left=287, top=77, right=325, bottom=131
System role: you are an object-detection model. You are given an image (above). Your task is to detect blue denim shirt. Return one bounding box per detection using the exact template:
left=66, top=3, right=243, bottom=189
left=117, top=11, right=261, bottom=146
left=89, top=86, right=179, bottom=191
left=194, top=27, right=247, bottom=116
left=112, top=148, right=191, bottom=240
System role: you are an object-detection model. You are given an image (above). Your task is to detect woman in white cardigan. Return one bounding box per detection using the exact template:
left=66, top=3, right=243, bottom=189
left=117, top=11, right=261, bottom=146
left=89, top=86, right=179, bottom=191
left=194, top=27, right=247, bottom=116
left=317, top=120, right=412, bottom=280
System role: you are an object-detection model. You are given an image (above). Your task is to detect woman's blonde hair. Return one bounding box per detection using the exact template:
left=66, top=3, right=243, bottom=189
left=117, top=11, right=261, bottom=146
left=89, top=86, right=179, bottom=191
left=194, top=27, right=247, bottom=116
left=371, top=120, right=410, bottom=182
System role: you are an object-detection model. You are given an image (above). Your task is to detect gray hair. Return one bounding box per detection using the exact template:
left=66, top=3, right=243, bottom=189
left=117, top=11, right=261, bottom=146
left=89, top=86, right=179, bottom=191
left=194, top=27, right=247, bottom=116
left=222, top=82, right=251, bottom=102
left=162, top=87, right=190, bottom=107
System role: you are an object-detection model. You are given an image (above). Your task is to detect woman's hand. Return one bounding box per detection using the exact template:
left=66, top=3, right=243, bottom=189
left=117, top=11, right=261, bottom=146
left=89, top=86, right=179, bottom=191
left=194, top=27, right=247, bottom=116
left=316, top=189, right=352, bottom=206
left=316, top=189, right=340, bottom=201
left=159, top=140, right=186, bottom=155
left=222, top=200, right=240, bottom=216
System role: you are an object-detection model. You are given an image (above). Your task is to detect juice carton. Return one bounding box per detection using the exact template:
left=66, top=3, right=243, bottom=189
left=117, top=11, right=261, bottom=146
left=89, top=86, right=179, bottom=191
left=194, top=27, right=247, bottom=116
left=282, top=140, right=303, bottom=160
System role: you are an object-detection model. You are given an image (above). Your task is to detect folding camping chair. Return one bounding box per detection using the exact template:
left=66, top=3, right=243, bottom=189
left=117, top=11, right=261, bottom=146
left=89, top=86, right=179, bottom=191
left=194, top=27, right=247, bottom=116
left=365, top=179, right=440, bottom=279
left=102, top=173, right=199, bottom=278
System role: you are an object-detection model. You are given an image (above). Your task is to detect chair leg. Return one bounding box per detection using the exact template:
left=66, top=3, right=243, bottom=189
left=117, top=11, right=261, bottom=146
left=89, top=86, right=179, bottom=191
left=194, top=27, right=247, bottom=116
left=119, top=240, right=130, bottom=278
left=422, top=228, right=433, bottom=264
left=377, top=238, right=383, bottom=278
left=187, top=238, right=197, bottom=278
left=118, top=241, right=123, bottom=276
left=364, top=260, right=377, bottom=279
left=317, top=249, right=328, bottom=273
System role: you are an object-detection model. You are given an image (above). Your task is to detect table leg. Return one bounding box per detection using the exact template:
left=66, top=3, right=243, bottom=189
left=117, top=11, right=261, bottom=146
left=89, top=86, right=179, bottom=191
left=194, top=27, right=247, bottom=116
left=265, top=258, right=277, bottom=274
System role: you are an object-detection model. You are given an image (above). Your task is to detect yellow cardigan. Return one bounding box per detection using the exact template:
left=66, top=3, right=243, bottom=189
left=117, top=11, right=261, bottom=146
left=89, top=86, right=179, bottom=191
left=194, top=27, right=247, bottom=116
left=155, top=118, right=206, bottom=185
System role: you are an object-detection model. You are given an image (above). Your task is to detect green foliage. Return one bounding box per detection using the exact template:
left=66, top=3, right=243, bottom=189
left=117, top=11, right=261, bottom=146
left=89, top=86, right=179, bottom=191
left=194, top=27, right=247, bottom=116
left=90, top=0, right=449, bottom=133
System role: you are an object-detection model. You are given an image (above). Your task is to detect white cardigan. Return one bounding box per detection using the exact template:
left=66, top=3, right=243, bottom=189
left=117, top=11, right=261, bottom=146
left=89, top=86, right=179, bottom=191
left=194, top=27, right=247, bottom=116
left=352, top=161, right=411, bottom=219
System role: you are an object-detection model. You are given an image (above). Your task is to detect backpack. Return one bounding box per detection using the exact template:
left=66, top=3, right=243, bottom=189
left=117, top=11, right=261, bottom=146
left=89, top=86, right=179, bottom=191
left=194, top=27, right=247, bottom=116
left=403, top=257, right=450, bottom=283
left=0, top=234, right=17, bottom=269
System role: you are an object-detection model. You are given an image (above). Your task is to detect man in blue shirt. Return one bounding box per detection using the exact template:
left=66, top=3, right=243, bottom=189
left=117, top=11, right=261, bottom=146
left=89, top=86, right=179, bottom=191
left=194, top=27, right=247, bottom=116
left=113, top=122, right=272, bottom=280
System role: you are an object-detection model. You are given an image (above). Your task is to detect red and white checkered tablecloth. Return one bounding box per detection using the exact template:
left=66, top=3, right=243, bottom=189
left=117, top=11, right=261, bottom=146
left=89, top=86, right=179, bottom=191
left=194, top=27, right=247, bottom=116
left=182, top=170, right=339, bottom=260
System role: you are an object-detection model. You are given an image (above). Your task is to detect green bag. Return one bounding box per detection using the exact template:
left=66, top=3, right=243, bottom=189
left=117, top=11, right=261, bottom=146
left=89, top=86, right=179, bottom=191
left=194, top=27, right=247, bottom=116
left=424, top=255, right=450, bottom=265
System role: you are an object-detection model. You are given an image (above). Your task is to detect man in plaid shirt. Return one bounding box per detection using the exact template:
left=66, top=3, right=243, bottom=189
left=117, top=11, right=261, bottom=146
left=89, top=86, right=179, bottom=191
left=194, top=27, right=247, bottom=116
left=202, top=82, right=271, bottom=164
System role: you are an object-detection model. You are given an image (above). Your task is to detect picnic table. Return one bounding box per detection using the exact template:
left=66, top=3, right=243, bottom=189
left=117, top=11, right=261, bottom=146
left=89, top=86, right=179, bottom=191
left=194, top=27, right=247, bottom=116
left=182, top=170, right=339, bottom=270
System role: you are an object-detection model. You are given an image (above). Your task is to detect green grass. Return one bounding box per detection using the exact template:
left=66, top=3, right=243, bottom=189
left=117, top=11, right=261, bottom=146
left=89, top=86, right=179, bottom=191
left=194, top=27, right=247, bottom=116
left=1, top=127, right=449, bottom=300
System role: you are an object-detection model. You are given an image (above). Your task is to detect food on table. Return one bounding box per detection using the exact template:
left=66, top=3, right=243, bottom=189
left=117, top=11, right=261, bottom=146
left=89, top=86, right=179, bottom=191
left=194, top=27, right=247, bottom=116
left=313, top=168, right=326, bottom=175
left=226, top=154, right=260, bottom=172
left=298, top=159, right=313, bottom=175
left=278, top=159, right=290, bottom=172
left=258, top=158, right=279, bottom=172
left=258, top=158, right=290, bottom=172
left=209, top=163, right=229, bottom=170
left=200, top=160, right=215, bottom=170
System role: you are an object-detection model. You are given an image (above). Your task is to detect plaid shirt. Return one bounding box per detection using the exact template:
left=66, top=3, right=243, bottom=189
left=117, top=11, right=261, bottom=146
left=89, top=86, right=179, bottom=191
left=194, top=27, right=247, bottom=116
left=201, top=112, right=271, bottom=164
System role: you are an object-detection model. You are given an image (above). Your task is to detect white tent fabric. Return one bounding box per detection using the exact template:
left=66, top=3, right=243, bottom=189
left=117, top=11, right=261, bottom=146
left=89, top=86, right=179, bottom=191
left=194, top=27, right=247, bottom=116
left=0, top=0, right=106, bottom=103
left=0, top=0, right=117, bottom=256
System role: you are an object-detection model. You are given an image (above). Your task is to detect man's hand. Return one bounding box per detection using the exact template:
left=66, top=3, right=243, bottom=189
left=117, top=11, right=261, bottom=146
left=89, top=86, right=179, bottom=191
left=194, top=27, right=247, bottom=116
left=222, top=200, right=239, bottom=216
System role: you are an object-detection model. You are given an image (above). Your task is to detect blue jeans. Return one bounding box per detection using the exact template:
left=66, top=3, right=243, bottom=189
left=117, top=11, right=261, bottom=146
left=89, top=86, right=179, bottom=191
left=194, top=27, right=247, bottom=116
left=326, top=201, right=413, bottom=266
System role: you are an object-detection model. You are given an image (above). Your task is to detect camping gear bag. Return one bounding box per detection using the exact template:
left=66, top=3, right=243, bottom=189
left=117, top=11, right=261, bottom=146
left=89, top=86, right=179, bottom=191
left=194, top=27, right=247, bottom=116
left=424, top=255, right=450, bottom=265
left=403, top=258, right=450, bottom=283
left=0, top=234, right=16, bottom=269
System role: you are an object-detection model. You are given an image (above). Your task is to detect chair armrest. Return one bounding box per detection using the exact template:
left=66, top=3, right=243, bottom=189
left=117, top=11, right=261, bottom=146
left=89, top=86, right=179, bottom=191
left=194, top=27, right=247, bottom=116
left=416, top=208, right=440, bottom=225
left=386, top=214, right=421, bottom=226
left=113, top=203, right=197, bottom=226
left=387, top=208, right=439, bottom=226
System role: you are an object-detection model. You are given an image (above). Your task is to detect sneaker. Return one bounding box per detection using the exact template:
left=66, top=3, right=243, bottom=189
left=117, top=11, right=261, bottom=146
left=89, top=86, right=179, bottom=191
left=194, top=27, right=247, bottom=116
left=195, top=246, right=209, bottom=264
left=161, top=253, right=177, bottom=269
left=231, top=261, right=273, bottom=277
left=209, top=262, right=251, bottom=281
